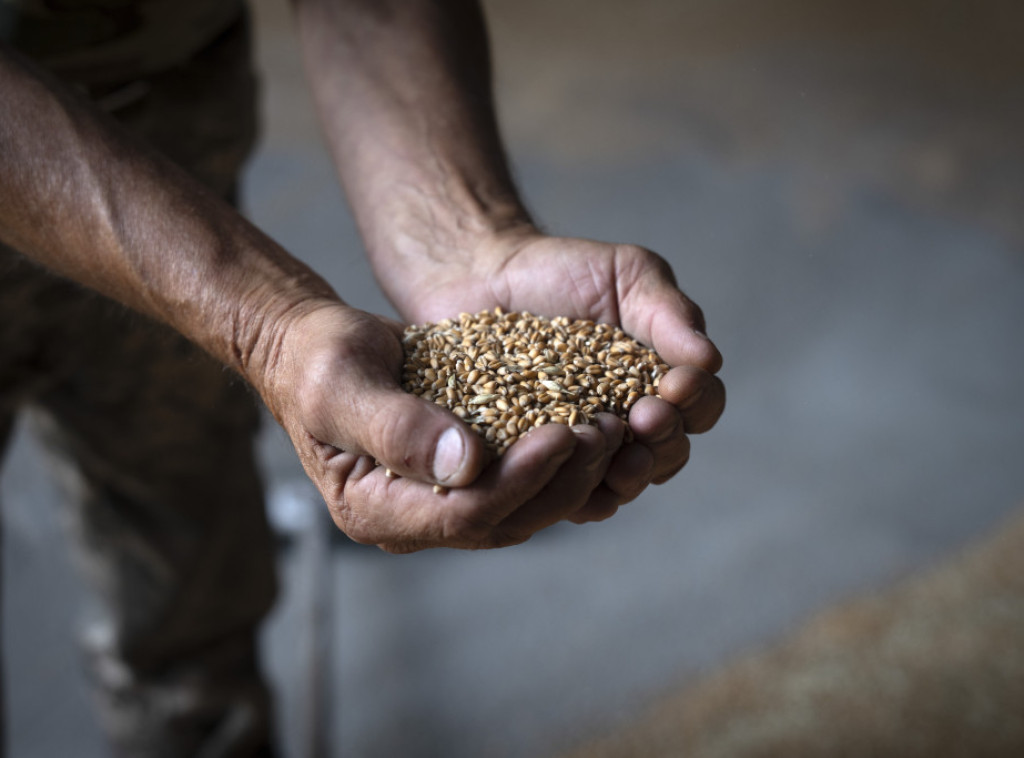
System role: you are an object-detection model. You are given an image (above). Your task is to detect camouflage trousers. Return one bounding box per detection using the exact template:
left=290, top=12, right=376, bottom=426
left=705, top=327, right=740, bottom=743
left=0, top=14, right=279, bottom=758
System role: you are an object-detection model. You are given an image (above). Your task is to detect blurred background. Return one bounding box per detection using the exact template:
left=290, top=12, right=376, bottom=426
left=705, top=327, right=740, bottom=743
left=3, top=0, right=1023, bottom=756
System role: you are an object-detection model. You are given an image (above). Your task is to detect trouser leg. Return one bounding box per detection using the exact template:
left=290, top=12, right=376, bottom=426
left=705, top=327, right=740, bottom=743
left=0, top=8, right=279, bottom=754
left=28, top=301, right=279, bottom=758
left=1, top=243, right=280, bottom=757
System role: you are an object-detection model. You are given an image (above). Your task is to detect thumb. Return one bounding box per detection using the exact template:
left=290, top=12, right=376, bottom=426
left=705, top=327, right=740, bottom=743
left=619, top=249, right=723, bottom=373
left=342, top=382, right=488, bottom=488
left=278, top=306, right=488, bottom=489
left=646, top=287, right=723, bottom=374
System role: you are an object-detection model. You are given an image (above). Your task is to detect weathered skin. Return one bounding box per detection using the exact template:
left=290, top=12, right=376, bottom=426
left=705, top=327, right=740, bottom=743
left=1, top=0, right=725, bottom=554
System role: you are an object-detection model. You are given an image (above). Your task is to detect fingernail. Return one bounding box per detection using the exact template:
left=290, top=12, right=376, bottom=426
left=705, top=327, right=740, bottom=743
left=433, top=427, right=465, bottom=484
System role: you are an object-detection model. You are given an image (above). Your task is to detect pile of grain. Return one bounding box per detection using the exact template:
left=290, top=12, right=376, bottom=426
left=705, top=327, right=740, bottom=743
left=402, top=308, right=669, bottom=455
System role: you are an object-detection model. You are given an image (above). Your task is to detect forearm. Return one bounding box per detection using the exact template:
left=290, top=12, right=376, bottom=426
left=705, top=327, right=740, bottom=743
left=292, top=0, right=534, bottom=288
left=0, top=45, right=338, bottom=386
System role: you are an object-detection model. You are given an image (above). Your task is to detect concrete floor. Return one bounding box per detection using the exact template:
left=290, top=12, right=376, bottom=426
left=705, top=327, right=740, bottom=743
left=565, top=507, right=1024, bottom=757
left=3, top=1, right=1023, bottom=756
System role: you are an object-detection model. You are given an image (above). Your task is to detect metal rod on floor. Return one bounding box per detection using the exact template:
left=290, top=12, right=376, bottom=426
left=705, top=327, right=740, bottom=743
left=299, top=497, right=333, bottom=758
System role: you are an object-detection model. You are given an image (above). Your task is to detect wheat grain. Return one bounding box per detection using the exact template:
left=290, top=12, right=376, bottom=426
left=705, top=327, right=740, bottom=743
left=401, top=308, right=669, bottom=456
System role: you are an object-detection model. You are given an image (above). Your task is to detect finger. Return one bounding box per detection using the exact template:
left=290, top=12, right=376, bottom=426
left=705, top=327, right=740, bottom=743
left=603, top=442, right=656, bottom=503
left=496, top=422, right=616, bottom=539
left=626, top=396, right=692, bottom=483
left=615, top=246, right=723, bottom=373
left=627, top=396, right=682, bottom=444
left=569, top=485, right=621, bottom=524
left=339, top=423, right=580, bottom=550
left=322, top=374, right=489, bottom=488
left=654, top=366, right=726, bottom=434
left=651, top=458, right=687, bottom=486
left=568, top=414, right=632, bottom=521
left=650, top=293, right=722, bottom=374
left=283, top=309, right=489, bottom=489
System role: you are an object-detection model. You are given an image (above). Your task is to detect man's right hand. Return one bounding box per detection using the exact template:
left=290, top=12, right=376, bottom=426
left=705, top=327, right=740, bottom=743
left=259, top=304, right=626, bottom=552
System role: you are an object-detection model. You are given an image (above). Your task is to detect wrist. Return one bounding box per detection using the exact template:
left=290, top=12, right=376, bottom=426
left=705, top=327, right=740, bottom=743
left=251, top=302, right=405, bottom=447
left=227, top=272, right=342, bottom=405
left=364, top=178, right=536, bottom=268
left=358, top=183, right=537, bottom=318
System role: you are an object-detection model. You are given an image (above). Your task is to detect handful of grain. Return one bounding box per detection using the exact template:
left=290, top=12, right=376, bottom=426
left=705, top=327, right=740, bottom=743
left=401, top=308, right=669, bottom=455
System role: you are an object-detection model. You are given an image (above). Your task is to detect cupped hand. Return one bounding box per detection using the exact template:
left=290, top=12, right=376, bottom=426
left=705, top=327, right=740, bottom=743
left=378, top=231, right=726, bottom=523
left=258, top=303, right=627, bottom=552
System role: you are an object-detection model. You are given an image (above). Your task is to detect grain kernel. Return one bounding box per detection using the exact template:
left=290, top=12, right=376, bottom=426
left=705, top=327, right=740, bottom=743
left=401, top=309, right=666, bottom=455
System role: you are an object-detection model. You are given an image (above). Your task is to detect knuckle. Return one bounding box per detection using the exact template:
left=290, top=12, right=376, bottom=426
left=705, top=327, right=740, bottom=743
left=442, top=510, right=529, bottom=549
left=685, top=381, right=725, bottom=434
left=485, top=532, right=531, bottom=550
left=679, top=298, right=707, bottom=328
left=368, top=401, right=428, bottom=473
left=443, top=512, right=493, bottom=545
left=609, top=479, right=647, bottom=503
left=615, top=242, right=654, bottom=262
left=652, top=451, right=689, bottom=484
left=616, top=243, right=676, bottom=284
left=290, top=348, right=345, bottom=434
left=325, top=496, right=376, bottom=545
left=369, top=403, right=407, bottom=455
